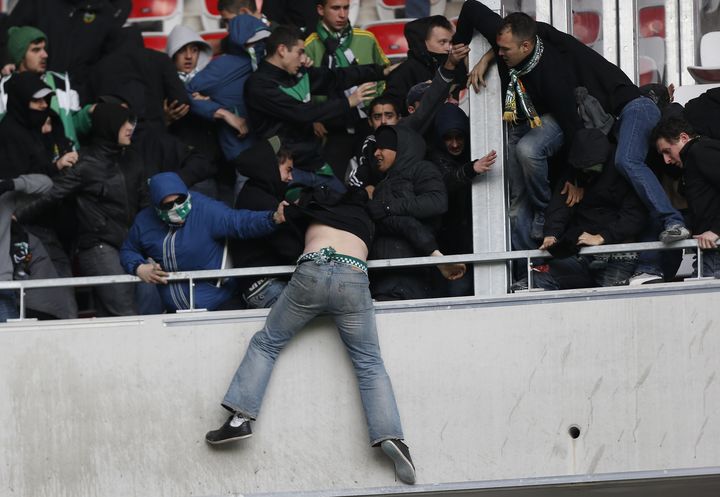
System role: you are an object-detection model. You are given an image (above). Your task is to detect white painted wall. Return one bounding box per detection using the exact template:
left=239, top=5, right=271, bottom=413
left=1, top=282, right=719, bottom=497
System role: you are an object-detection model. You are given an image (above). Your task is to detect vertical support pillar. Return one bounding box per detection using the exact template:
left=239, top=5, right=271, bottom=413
left=470, top=0, right=510, bottom=296
left=678, top=0, right=698, bottom=86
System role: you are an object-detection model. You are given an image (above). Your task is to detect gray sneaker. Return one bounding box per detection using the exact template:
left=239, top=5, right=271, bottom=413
left=659, top=224, right=690, bottom=243
left=381, top=439, right=416, bottom=484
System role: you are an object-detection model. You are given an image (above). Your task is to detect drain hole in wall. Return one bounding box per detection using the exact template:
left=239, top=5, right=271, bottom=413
left=568, top=425, right=581, bottom=439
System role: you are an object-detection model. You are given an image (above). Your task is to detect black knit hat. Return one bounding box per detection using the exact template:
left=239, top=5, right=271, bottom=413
left=568, top=128, right=610, bottom=169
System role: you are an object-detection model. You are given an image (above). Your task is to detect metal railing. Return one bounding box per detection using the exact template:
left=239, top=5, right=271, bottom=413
left=0, top=239, right=714, bottom=321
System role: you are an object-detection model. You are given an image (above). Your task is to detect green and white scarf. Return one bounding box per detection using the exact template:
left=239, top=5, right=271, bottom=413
left=279, top=72, right=311, bottom=103
left=316, top=21, right=354, bottom=69
left=503, top=36, right=544, bottom=128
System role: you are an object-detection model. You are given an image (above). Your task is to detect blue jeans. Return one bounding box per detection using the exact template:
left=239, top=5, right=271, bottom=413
left=615, top=97, right=684, bottom=228
left=693, top=250, right=720, bottom=278
left=507, top=114, right=564, bottom=250
left=0, top=289, right=18, bottom=322
left=222, top=260, right=404, bottom=445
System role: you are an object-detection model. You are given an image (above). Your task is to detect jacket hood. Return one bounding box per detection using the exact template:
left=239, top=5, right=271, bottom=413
left=233, top=136, right=287, bottom=197
left=404, top=16, right=448, bottom=67
left=167, top=25, right=212, bottom=73
left=91, top=103, right=134, bottom=147
left=568, top=128, right=611, bottom=169
left=228, top=14, right=271, bottom=53
left=376, top=124, right=426, bottom=174
left=149, top=172, right=189, bottom=207
left=5, top=72, right=52, bottom=129
left=434, top=103, right=469, bottom=139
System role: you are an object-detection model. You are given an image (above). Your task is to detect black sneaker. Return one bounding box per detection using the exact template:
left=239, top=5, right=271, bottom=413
left=381, top=439, right=416, bottom=484
left=205, top=414, right=252, bottom=445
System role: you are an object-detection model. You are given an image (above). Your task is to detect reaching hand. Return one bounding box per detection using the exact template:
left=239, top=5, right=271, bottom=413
left=163, top=99, right=190, bottom=124
left=445, top=44, right=470, bottom=70
left=273, top=201, right=289, bottom=224
left=694, top=230, right=719, bottom=249
left=348, top=82, right=377, bottom=108
left=383, top=62, right=401, bottom=77
left=467, top=48, right=495, bottom=93
left=577, top=232, right=604, bottom=246
left=1, top=63, right=15, bottom=77
left=438, top=262, right=467, bottom=281
left=561, top=181, right=584, bottom=206
left=56, top=151, right=79, bottom=170
left=473, top=150, right=497, bottom=174
left=313, top=122, right=328, bottom=139
left=539, top=236, right=557, bottom=250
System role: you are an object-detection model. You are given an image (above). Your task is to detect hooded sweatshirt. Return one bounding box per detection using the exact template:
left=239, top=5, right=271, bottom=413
left=120, top=172, right=278, bottom=312
left=384, top=16, right=465, bottom=113
left=0, top=72, right=73, bottom=178
left=369, top=125, right=447, bottom=259
left=166, top=25, right=213, bottom=83
left=187, top=14, right=271, bottom=161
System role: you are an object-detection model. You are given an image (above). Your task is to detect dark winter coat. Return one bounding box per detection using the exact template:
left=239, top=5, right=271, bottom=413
left=679, top=136, right=720, bottom=236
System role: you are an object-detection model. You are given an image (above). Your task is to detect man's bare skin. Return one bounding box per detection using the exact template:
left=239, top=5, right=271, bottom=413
left=304, top=223, right=368, bottom=261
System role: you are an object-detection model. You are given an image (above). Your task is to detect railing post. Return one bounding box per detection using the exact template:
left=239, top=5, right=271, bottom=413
left=18, top=285, right=25, bottom=321
left=189, top=277, right=195, bottom=310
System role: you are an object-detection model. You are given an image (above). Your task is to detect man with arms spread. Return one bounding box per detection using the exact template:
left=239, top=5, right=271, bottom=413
left=205, top=183, right=416, bottom=485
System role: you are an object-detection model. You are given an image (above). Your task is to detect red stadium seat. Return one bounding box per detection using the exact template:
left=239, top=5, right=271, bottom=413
left=205, top=0, right=220, bottom=16
left=639, top=6, right=665, bottom=39
left=363, top=20, right=410, bottom=61
left=142, top=33, right=168, bottom=52
left=129, top=0, right=180, bottom=21
left=572, top=11, right=601, bottom=46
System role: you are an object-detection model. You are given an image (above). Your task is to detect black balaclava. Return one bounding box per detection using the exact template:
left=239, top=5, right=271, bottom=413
left=5, top=72, right=53, bottom=130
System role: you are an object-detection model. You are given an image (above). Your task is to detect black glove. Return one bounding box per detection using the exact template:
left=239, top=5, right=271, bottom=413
left=366, top=199, right=391, bottom=220
left=0, top=179, right=14, bottom=196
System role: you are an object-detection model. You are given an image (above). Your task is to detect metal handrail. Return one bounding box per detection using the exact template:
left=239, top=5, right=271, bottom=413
left=0, top=239, right=712, bottom=320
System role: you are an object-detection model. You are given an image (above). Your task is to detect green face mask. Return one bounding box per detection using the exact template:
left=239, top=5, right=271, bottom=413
left=156, top=194, right=192, bottom=225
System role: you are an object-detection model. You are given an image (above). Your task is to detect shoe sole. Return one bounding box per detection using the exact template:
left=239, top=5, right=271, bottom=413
left=205, top=432, right=253, bottom=445
left=381, top=441, right=416, bottom=485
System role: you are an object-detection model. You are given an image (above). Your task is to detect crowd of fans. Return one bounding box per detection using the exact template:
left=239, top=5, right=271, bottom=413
left=0, top=0, right=718, bottom=321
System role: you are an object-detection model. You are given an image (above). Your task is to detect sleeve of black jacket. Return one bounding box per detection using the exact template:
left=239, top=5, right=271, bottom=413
left=15, top=162, right=86, bottom=223
left=386, top=161, right=448, bottom=219
left=307, top=64, right=386, bottom=96
left=596, top=189, right=648, bottom=244
left=453, top=0, right=503, bottom=47
left=376, top=215, right=440, bottom=255
left=543, top=181, right=574, bottom=240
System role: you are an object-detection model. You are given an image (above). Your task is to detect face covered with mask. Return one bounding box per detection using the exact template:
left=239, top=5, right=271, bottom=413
left=5, top=71, right=54, bottom=131
left=155, top=193, right=192, bottom=225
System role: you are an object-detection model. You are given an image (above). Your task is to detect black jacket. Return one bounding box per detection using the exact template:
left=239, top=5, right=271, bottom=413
left=684, top=88, right=720, bottom=141
left=453, top=0, right=581, bottom=142
left=245, top=61, right=385, bottom=170
left=543, top=143, right=647, bottom=250
left=679, top=136, right=720, bottom=236
left=15, top=104, right=147, bottom=249
left=384, top=16, right=465, bottom=113
left=369, top=125, right=447, bottom=259
left=230, top=138, right=305, bottom=291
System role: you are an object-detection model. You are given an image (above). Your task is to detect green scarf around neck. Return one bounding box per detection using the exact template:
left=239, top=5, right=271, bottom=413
left=316, top=21, right=353, bottom=68
left=503, top=35, right=544, bottom=128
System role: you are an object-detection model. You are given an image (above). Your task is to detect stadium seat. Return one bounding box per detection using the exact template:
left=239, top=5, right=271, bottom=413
left=638, top=36, right=665, bottom=85
left=639, top=5, right=665, bottom=39
left=572, top=10, right=601, bottom=46
left=639, top=55, right=660, bottom=86
left=362, top=19, right=410, bottom=62
left=376, top=0, right=447, bottom=21
left=128, top=0, right=183, bottom=32
left=687, top=31, right=720, bottom=84
left=142, top=33, right=169, bottom=52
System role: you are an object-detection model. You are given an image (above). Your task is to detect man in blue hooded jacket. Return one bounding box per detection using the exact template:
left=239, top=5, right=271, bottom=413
left=119, top=172, right=287, bottom=312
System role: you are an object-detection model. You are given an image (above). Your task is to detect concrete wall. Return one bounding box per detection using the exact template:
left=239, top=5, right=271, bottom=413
left=1, top=282, right=719, bottom=497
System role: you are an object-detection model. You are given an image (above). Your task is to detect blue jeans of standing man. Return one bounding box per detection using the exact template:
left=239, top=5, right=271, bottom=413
left=222, top=260, right=405, bottom=446
left=507, top=114, right=564, bottom=250
left=615, top=97, right=686, bottom=277
left=0, top=289, right=18, bottom=322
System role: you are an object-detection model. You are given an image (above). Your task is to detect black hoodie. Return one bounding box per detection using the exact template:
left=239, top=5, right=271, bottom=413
left=16, top=103, right=148, bottom=249
left=384, top=16, right=465, bottom=113
left=229, top=138, right=305, bottom=290
left=0, top=72, right=73, bottom=178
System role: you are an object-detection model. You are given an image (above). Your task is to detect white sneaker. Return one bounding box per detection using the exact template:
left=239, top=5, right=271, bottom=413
left=659, top=224, right=690, bottom=243
left=628, top=272, right=663, bottom=286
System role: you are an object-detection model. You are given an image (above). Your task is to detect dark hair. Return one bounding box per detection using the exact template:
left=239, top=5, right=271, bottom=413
left=499, top=12, right=537, bottom=42
left=276, top=146, right=292, bottom=164
left=426, top=16, right=454, bottom=39
left=368, top=95, right=401, bottom=116
left=651, top=116, right=697, bottom=143
left=265, top=25, right=304, bottom=57
left=217, top=0, right=256, bottom=12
